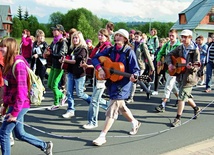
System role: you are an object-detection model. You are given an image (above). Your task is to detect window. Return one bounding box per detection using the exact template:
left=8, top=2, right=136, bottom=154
left=209, top=14, right=214, bottom=22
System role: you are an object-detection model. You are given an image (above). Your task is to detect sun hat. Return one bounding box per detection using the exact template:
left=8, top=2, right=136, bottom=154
left=180, top=29, right=192, bottom=36
left=114, top=29, right=129, bottom=40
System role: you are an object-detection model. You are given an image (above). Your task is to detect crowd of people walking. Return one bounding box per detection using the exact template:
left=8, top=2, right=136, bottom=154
left=0, top=21, right=212, bottom=154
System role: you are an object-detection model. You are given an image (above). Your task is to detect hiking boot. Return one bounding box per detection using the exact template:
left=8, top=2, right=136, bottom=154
left=44, top=141, right=53, bottom=155
left=46, top=105, right=60, bottom=111
left=83, top=123, right=98, bottom=129
left=93, top=137, right=106, bottom=146
left=62, top=111, right=75, bottom=118
left=129, top=121, right=141, bottom=135
left=60, top=95, right=67, bottom=106
left=171, top=118, right=181, bottom=127
left=193, top=107, right=201, bottom=119
left=125, top=98, right=134, bottom=104
left=155, top=105, right=165, bottom=112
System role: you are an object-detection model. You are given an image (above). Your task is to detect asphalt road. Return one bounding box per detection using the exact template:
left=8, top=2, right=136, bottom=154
left=9, top=81, right=214, bottom=155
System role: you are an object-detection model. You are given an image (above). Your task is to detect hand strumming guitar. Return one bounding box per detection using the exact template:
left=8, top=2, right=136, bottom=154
left=98, top=68, right=105, bottom=80
left=130, top=74, right=137, bottom=83
left=168, top=64, right=176, bottom=72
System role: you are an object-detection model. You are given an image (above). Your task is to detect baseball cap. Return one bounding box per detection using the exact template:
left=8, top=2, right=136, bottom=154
left=180, top=29, right=192, bottom=36
left=51, top=24, right=64, bottom=31
left=129, top=29, right=136, bottom=34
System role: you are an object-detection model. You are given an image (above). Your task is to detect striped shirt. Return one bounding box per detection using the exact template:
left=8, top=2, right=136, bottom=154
left=3, top=55, right=30, bottom=117
left=208, top=43, right=214, bottom=62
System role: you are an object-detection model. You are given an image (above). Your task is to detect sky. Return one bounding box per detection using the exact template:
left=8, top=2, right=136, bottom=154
left=1, top=0, right=194, bottom=23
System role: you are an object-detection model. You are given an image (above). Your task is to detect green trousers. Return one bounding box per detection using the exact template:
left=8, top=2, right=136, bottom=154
left=48, top=67, right=64, bottom=105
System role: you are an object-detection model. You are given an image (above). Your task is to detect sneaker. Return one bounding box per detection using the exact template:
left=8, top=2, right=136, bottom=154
left=44, top=141, right=53, bottom=155
left=99, top=104, right=108, bottom=110
left=60, top=95, right=67, bottom=106
left=129, top=121, right=141, bottom=135
left=140, top=89, right=144, bottom=92
left=125, top=98, right=134, bottom=104
left=83, top=123, right=98, bottom=129
left=155, top=105, right=165, bottom=112
left=62, top=111, right=75, bottom=118
left=152, top=91, right=158, bottom=95
left=193, top=107, right=201, bottom=119
left=46, top=105, right=60, bottom=111
left=171, top=118, right=181, bottom=127
left=199, top=81, right=205, bottom=86
left=93, top=137, right=106, bottom=146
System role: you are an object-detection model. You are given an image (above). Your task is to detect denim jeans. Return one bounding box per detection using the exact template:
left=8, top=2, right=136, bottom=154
left=66, top=73, right=91, bottom=112
left=206, top=61, right=214, bottom=90
left=87, top=85, right=106, bottom=125
left=0, top=107, right=46, bottom=155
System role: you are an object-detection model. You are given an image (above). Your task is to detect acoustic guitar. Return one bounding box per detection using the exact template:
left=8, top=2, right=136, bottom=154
left=157, top=56, right=165, bottom=74
left=168, top=56, right=200, bottom=76
left=95, top=56, right=151, bottom=82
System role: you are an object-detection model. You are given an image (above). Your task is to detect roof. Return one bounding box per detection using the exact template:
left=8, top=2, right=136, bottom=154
left=171, top=0, right=214, bottom=30
left=0, top=5, right=12, bottom=24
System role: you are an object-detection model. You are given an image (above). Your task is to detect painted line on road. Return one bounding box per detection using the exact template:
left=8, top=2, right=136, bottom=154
left=1, top=100, right=213, bottom=139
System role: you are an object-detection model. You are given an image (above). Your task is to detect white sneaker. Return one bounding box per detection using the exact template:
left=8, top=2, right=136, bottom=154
left=60, top=95, right=67, bottom=106
left=83, top=123, right=98, bottom=129
left=140, top=89, right=144, bottom=92
left=62, top=111, right=75, bottom=118
left=46, top=105, right=60, bottom=111
left=93, top=137, right=106, bottom=146
left=152, top=91, right=158, bottom=95
left=129, top=121, right=141, bottom=135
left=10, top=135, right=14, bottom=146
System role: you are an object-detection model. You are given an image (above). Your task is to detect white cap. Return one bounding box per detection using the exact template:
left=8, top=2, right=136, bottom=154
left=180, top=29, right=192, bottom=36
left=114, top=29, right=129, bottom=40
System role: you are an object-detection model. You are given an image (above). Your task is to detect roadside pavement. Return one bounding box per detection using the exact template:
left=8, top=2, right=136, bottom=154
left=162, top=136, right=214, bottom=155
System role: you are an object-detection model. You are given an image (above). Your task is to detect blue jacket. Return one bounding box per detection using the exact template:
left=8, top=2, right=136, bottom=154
left=92, top=45, right=140, bottom=100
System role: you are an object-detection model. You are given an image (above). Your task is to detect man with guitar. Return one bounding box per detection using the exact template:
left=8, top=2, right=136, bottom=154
left=91, top=29, right=141, bottom=146
left=155, top=29, right=180, bottom=112
left=165, top=29, right=201, bottom=127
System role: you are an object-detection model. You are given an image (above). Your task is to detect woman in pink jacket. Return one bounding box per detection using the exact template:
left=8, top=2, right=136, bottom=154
left=0, top=37, right=53, bottom=155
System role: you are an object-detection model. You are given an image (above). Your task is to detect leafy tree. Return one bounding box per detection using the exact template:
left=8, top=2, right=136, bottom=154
left=21, top=20, right=29, bottom=30
left=17, top=6, right=23, bottom=20
left=77, top=13, right=97, bottom=42
left=49, top=12, right=64, bottom=27
left=28, top=15, right=40, bottom=36
left=11, top=17, right=23, bottom=38
left=23, top=9, right=29, bottom=21
left=114, top=22, right=129, bottom=31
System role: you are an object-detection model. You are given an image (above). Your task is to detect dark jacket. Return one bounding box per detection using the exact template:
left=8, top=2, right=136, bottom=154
left=67, top=45, right=88, bottom=78
left=166, top=41, right=200, bottom=87
left=50, top=38, right=68, bottom=69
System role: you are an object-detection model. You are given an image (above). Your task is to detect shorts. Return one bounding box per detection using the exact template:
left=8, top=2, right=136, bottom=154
left=178, top=86, right=193, bottom=102
left=106, top=100, right=129, bottom=119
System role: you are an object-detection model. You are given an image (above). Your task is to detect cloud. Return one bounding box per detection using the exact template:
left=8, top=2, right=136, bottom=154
left=1, top=0, right=193, bottom=22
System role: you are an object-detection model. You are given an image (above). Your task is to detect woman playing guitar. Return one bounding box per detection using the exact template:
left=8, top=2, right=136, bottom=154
left=91, top=29, right=141, bottom=146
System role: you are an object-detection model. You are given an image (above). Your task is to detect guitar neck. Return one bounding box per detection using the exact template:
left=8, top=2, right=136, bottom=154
left=109, top=68, right=131, bottom=78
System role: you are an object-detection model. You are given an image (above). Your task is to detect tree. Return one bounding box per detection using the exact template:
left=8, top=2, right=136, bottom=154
left=17, top=6, right=23, bottom=20
left=23, top=9, right=29, bottom=21
left=11, top=17, right=23, bottom=38
left=28, top=15, right=40, bottom=36
left=49, top=12, right=64, bottom=26
left=77, top=13, right=97, bottom=42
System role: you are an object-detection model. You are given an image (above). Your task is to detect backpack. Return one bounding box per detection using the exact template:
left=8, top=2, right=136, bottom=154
left=12, top=59, right=45, bottom=106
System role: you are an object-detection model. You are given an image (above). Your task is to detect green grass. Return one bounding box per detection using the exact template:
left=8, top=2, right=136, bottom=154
left=15, top=37, right=53, bottom=45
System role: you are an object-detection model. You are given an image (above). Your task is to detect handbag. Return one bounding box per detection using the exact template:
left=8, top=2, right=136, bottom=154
left=61, top=55, right=71, bottom=71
